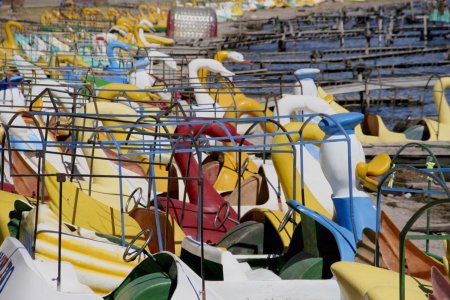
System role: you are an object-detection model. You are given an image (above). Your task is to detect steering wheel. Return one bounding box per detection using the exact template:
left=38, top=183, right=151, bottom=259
left=214, top=201, right=239, bottom=229
left=277, top=208, right=295, bottom=232
left=125, top=187, right=143, bottom=213
left=123, top=227, right=153, bottom=262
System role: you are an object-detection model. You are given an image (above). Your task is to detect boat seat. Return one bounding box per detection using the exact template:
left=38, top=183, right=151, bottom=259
left=216, top=219, right=285, bottom=255
left=129, top=207, right=177, bottom=254
left=203, top=160, right=221, bottom=186
left=114, top=273, right=172, bottom=300
left=180, top=236, right=281, bottom=281
left=361, top=114, right=379, bottom=136
left=403, top=124, right=426, bottom=140
left=224, top=173, right=269, bottom=207
left=105, top=252, right=178, bottom=300
left=417, top=120, right=430, bottom=141
left=154, top=196, right=234, bottom=244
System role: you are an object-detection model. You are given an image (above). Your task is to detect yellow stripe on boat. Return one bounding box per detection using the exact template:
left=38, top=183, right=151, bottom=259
left=20, top=205, right=140, bottom=295
left=44, top=162, right=143, bottom=241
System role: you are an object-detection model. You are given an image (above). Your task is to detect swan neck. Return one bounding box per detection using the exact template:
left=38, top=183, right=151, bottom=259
left=189, top=63, right=214, bottom=105
left=198, top=68, right=209, bottom=85
left=107, top=45, right=120, bottom=68
left=5, top=22, right=18, bottom=49
left=138, top=28, right=151, bottom=48
left=134, top=26, right=142, bottom=46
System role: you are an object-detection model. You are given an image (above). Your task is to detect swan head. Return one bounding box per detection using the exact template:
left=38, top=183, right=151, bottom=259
left=216, top=64, right=235, bottom=78
left=189, top=59, right=235, bottom=78
left=228, top=51, right=252, bottom=65
left=6, top=20, right=24, bottom=31
left=215, top=50, right=251, bottom=65
left=108, top=26, right=128, bottom=39
left=105, top=33, right=118, bottom=43
left=294, top=68, right=320, bottom=81
left=139, top=19, right=156, bottom=32
left=227, top=51, right=244, bottom=62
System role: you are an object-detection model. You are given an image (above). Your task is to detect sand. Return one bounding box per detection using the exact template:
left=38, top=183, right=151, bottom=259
left=367, top=169, right=449, bottom=257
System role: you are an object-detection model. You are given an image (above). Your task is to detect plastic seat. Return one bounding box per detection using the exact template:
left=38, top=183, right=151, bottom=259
left=114, top=273, right=172, bottom=300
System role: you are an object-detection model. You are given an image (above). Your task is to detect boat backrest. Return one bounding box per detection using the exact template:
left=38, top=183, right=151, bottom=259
left=361, top=114, right=379, bottom=136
